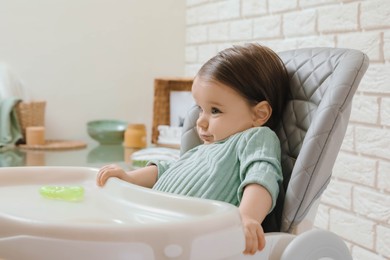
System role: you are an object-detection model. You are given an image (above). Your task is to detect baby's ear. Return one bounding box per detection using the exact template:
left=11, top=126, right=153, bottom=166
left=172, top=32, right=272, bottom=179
left=252, top=101, right=272, bottom=127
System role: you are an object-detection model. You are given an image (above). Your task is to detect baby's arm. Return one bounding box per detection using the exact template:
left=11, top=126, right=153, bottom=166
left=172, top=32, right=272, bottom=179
left=96, top=164, right=158, bottom=188
left=239, top=183, right=272, bottom=255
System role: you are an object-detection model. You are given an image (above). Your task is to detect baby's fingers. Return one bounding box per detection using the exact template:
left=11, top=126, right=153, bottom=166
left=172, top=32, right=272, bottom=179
left=256, top=225, right=266, bottom=251
left=96, top=165, right=116, bottom=186
left=243, top=227, right=258, bottom=255
left=96, top=170, right=107, bottom=187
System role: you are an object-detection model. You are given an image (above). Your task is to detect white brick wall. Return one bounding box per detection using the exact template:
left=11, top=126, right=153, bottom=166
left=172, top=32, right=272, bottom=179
left=318, top=3, right=359, bottom=33
left=356, top=126, right=390, bottom=160
left=330, top=209, right=375, bottom=248
left=241, top=0, right=267, bottom=17
left=333, top=153, right=376, bottom=187
left=381, top=98, right=390, bottom=126
left=353, top=186, right=390, bottom=223
left=377, top=225, right=390, bottom=257
left=283, top=9, right=316, bottom=37
left=350, top=94, right=379, bottom=124
left=361, top=0, right=390, bottom=29
left=185, top=0, right=390, bottom=258
left=378, top=161, right=390, bottom=193
left=253, top=16, right=281, bottom=39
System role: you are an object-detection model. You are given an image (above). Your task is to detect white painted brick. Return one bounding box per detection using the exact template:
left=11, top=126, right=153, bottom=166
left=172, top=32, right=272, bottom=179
left=283, top=9, right=316, bottom=37
left=186, top=26, right=208, bottom=44
left=340, top=125, right=354, bottom=152
left=376, top=225, right=390, bottom=258
left=350, top=94, right=379, bottom=124
left=218, top=0, right=240, bottom=20
left=296, top=35, right=336, bottom=48
left=353, top=186, right=390, bottom=223
left=229, top=40, right=248, bottom=46
left=242, top=0, right=267, bottom=17
left=361, top=0, right=390, bottom=29
left=333, top=153, right=376, bottom=187
left=321, top=179, right=352, bottom=210
left=358, top=64, right=390, bottom=94
left=329, top=209, right=375, bottom=249
left=197, top=44, right=218, bottom=63
left=229, top=19, right=252, bottom=41
left=355, top=126, right=390, bottom=160
left=196, top=2, right=222, bottom=24
left=253, top=16, right=281, bottom=39
left=187, top=4, right=220, bottom=25
left=378, top=161, right=390, bottom=193
left=299, top=0, right=338, bottom=8
left=216, top=43, right=235, bottom=52
left=352, top=246, right=387, bottom=260
left=314, top=203, right=329, bottom=230
left=185, top=46, right=198, bottom=63
left=187, top=2, right=227, bottom=24
left=262, top=38, right=299, bottom=52
left=185, top=63, right=202, bottom=77
left=186, top=7, right=197, bottom=25
left=380, top=97, right=390, bottom=126
left=384, top=32, right=390, bottom=61
left=208, top=22, right=229, bottom=42
left=338, top=31, right=381, bottom=61
left=318, top=3, right=358, bottom=33
left=186, top=0, right=208, bottom=7
left=269, top=0, right=297, bottom=13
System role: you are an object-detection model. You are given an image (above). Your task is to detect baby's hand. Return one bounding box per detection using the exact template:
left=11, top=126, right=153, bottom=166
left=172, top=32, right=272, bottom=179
left=241, top=214, right=265, bottom=255
left=96, top=164, right=127, bottom=186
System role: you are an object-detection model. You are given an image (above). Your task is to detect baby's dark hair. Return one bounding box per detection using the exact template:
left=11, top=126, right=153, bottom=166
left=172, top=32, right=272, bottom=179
left=196, top=43, right=290, bottom=130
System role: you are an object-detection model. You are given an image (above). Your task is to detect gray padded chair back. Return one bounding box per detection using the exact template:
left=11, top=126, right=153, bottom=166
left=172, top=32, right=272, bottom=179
left=180, top=47, right=369, bottom=233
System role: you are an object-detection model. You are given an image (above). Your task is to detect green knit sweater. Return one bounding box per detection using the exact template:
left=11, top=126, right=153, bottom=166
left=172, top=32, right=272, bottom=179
left=151, top=127, right=282, bottom=211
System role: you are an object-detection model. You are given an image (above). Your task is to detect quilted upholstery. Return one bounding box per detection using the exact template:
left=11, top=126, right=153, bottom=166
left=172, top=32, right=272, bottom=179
left=278, top=48, right=368, bottom=232
left=180, top=47, right=369, bottom=233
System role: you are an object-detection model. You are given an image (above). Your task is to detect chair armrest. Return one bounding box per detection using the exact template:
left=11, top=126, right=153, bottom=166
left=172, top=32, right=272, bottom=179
left=237, top=229, right=351, bottom=260
left=281, top=229, right=352, bottom=260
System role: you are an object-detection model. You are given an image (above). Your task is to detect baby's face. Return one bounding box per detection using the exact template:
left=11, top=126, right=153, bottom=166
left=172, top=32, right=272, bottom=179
left=192, top=77, right=258, bottom=144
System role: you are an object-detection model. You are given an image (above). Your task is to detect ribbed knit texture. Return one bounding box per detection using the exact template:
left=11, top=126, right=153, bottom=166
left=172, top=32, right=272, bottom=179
left=150, top=127, right=282, bottom=210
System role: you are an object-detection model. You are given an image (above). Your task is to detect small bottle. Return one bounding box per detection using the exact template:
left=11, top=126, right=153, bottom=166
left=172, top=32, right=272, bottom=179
left=124, top=124, right=147, bottom=148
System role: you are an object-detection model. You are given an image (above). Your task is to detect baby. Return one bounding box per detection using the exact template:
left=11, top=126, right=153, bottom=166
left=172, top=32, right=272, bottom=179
left=97, top=43, right=290, bottom=255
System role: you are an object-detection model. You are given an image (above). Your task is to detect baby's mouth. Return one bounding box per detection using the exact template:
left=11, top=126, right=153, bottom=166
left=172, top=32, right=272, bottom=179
left=199, top=134, right=213, bottom=143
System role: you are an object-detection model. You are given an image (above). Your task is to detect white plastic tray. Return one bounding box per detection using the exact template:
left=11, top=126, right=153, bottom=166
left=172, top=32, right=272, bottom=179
left=0, top=166, right=245, bottom=259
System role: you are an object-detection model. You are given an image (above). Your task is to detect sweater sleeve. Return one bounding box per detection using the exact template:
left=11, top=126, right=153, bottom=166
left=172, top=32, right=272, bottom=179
left=237, top=127, right=283, bottom=212
left=146, top=160, right=173, bottom=179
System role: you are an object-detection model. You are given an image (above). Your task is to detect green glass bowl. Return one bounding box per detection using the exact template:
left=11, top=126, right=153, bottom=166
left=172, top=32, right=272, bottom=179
left=87, top=120, right=127, bottom=145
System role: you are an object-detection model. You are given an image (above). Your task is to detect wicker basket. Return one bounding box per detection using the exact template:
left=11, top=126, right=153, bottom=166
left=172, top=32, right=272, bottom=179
left=152, top=78, right=193, bottom=144
left=15, top=101, right=46, bottom=138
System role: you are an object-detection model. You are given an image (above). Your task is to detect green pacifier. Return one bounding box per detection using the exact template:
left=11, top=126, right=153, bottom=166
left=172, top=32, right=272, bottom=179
left=39, top=186, right=85, bottom=201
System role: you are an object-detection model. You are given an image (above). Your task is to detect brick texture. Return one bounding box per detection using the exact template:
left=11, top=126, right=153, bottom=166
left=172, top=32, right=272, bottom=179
left=185, top=0, right=390, bottom=258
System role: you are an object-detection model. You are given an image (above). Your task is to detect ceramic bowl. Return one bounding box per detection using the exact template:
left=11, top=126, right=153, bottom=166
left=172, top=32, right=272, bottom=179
left=87, top=120, right=127, bottom=145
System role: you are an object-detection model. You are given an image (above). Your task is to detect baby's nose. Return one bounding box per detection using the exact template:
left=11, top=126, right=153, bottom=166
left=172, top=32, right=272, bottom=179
left=196, top=115, right=208, bottom=129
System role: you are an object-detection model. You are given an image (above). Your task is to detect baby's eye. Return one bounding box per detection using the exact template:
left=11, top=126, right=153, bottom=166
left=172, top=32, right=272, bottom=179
left=211, top=107, right=222, bottom=114
left=196, top=105, right=203, bottom=112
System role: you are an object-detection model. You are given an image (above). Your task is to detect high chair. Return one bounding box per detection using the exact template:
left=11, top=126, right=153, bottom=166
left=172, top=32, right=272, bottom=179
left=0, top=47, right=368, bottom=260
left=180, top=47, right=369, bottom=259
